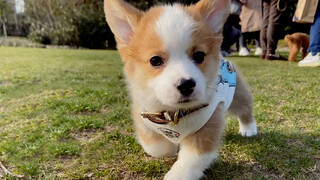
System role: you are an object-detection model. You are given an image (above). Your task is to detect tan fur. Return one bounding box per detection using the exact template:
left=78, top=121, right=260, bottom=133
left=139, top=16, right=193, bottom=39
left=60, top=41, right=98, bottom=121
left=132, top=71, right=255, bottom=155
left=122, top=7, right=167, bottom=81
left=284, top=33, right=309, bottom=62
left=182, top=102, right=225, bottom=154
left=117, top=4, right=223, bottom=105
left=104, top=0, right=143, bottom=48
left=122, top=5, right=222, bottom=85
left=170, top=72, right=255, bottom=154
left=123, top=2, right=228, bottom=155
left=229, top=72, right=255, bottom=125
left=133, top=71, right=255, bottom=155
left=104, top=0, right=256, bottom=178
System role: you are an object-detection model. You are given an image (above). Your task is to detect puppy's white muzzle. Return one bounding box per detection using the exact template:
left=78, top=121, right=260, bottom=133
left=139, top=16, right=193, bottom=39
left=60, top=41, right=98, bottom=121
left=150, top=56, right=206, bottom=108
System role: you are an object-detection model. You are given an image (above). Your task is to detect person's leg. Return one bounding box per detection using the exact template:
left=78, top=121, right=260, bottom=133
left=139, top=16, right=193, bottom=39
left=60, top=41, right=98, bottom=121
left=231, top=14, right=241, bottom=52
left=308, top=3, right=320, bottom=55
left=253, top=31, right=261, bottom=48
left=299, top=3, right=320, bottom=67
left=253, top=31, right=262, bottom=55
left=264, top=0, right=287, bottom=60
left=239, top=34, right=245, bottom=48
left=266, top=0, right=283, bottom=55
left=221, top=21, right=233, bottom=54
left=239, top=32, right=250, bottom=56
left=260, top=0, right=270, bottom=58
left=221, top=26, right=241, bottom=56
left=232, top=27, right=241, bottom=45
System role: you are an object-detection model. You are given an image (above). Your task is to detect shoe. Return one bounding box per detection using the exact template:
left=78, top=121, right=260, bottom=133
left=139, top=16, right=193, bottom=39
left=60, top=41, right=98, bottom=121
left=298, top=52, right=320, bottom=67
left=221, top=50, right=231, bottom=57
left=266, top=54, right=287, bottom=60
left=254, top=47, right=263, bottom=56
left=239, top=47, right=250, bottom=56
left=260, top=54, right=266, bottom=59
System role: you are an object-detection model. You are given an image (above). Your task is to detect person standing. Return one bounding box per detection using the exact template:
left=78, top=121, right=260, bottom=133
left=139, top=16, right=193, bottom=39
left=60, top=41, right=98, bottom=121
left=221, top=0, right=242, bottom=57
left=260, top=0, right=287, bottom=60
left=238, top=0, right=263, bottom=56
left=298, top=1, right=320, bottom=67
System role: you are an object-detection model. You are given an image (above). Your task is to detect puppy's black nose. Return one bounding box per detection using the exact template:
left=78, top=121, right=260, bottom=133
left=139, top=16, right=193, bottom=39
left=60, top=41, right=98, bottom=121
left=177, top=78, right=196, bottom=96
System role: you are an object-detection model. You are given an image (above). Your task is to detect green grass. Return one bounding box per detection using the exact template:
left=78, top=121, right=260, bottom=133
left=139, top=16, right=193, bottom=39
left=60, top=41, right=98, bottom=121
left=0, top=47, right=319, bottom=179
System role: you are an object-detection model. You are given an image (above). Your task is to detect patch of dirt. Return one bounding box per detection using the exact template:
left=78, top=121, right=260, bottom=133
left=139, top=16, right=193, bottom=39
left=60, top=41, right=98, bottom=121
left=77, top=106, right=109, bottom=115
left=0, top=81, right=12, bottom=87
left=53, top=158, right=78, bottom=179
left=287, top=139, right=305, bottom=148
left=59, top=155, right=74, bottom=160
left=105, top=125, right=116, bottom=133
left=101, top=163, right=150, bottom=180
left=98, top=106, right=109, bottom=114
left=309, top=164, right=320, bottom=178
left=72, top=128, right=102, bottom=142
left=0, top=107, right=7, bottom=113
left=249, top=161, right=285, bottom=180
left=111, top=169, right=145, bottom=180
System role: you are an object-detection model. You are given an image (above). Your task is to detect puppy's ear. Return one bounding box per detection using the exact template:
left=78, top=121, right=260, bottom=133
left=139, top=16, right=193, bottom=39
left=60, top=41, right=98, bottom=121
left=104, top=0, right=143, bottom=48
left=194, top=0, right=230, bottom=34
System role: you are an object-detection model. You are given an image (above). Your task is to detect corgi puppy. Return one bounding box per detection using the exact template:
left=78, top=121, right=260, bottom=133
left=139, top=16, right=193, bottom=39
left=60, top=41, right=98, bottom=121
left=104, top=0, right=257, bottom=179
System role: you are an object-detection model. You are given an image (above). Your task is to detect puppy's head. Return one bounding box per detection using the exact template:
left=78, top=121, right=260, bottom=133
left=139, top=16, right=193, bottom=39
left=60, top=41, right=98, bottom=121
left=284, top=34, right=293, bottom=42
left=104, top=0, right=230, bottom=110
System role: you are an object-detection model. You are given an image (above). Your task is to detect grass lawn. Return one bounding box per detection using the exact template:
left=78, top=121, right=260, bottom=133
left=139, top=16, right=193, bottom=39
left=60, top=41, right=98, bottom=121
left=0, top=47, right=319, bottom=179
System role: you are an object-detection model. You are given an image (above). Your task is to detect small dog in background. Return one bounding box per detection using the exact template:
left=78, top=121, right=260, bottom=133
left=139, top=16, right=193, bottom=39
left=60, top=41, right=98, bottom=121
left=284, top=33, right=309, bottom=61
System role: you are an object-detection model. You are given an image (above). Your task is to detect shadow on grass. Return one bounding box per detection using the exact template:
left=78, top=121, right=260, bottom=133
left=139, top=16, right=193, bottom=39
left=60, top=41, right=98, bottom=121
left=230, top=55, right=261, bottom=59
left=201, top=131, right=319, bottom=179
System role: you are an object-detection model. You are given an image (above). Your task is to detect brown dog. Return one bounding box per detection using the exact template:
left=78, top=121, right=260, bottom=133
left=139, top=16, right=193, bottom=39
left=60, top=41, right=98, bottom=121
left=284, top=33, right=309, bottom=61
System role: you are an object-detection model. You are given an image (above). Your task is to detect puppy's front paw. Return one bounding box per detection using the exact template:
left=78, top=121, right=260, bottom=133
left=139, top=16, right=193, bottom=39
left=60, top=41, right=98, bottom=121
left=164, top=167, right=203, bottom=180
left=239, top=121, right=257, bottom=137
left=164, top=149, right=217, bottom=180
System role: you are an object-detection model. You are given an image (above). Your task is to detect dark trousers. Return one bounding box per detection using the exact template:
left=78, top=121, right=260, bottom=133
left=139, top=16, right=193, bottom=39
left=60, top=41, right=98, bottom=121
left=260, top=0, right=284, bottom=55
left=240, top=31, right=261, bottom=49
left=221, top=15, right=241, bottom=53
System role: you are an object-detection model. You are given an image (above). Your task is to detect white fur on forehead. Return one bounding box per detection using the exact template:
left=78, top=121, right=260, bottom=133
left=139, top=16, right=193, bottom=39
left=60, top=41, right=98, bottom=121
left=156, top=5, right=197, bottom=54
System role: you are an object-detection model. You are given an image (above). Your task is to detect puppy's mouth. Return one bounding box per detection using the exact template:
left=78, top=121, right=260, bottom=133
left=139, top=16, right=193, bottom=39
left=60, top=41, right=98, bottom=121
left=176, top=97, right=201, bottom=108
left=178, top=99, right=192, bottom=103
left=176, top=94, right=204, bottom=107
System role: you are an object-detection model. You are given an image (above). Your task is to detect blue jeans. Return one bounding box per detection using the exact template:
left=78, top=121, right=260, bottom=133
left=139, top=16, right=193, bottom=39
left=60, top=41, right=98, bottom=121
left=308, top=2, right=320, bottom=55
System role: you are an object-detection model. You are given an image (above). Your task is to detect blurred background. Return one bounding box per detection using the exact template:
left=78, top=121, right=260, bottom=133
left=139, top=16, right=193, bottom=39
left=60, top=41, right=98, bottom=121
left=0, top=0, right=311, bottom=49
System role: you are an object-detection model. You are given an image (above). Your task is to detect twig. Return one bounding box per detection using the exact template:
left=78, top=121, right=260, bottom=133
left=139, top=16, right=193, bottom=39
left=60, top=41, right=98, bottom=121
left=0, top=161, right=24, bottom=178
left=0, top=161, right=13, bottom=176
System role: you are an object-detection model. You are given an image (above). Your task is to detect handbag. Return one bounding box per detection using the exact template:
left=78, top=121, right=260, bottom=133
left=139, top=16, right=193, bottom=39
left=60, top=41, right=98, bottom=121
left=293, top=0, right=319, bottom=23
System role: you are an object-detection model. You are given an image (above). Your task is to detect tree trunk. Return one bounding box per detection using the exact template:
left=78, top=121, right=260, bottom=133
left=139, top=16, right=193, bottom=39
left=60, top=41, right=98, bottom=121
left=3, top=22, right=7, bottom=37
left=13, top=6, right=19, bottom=35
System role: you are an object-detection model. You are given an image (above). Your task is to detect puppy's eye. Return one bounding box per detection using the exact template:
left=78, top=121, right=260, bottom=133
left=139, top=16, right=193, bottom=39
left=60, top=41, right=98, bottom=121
left=150, top=56, right=164, bottom=67
left=192, top=51, right=205, bottom=64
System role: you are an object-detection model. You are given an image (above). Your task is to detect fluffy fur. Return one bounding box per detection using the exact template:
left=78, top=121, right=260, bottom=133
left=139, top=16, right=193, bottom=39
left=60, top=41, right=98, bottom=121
left=284, top=33, right=310, bottom=62
left=104, top=0, right=257, bottom=179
